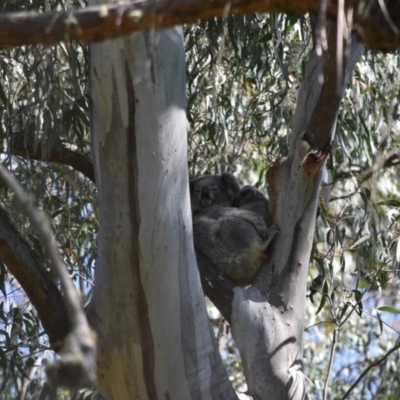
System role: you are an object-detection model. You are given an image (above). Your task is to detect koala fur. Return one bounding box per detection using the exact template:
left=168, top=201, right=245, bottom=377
left=237, top=185, right=274, bottom=227
left=190, top=173, right=240, bottom=213
left=192, top=205, right=278, bottom=285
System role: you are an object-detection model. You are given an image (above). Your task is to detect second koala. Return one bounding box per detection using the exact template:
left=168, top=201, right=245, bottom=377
left=237, top=185, right=274, bottom=227
left=193, top=205, right=277, bottom=285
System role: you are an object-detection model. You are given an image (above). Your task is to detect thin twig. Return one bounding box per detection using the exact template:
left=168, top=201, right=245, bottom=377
left=0, top=163, right=81, bottom=326
left=0, top=163, right=96, bottom=388
left=360, top=308, right=400, bottom=335
left=323, top=326, right=338, bottom=400
left=340, top=338, right=400, bottom=400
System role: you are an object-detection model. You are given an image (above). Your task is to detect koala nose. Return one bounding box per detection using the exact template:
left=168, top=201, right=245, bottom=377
left=201, top=187, right=211, bottom=199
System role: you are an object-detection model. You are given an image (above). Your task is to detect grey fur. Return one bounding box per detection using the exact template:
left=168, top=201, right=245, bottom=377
left=193, top=206, right=278, bottom=285
left=238, top=185, right=273, bottom=227
left=190, top=175, right=279, bottom=285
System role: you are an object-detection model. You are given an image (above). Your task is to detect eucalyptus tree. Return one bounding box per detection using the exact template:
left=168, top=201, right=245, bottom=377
left=0, top=1, right=399, bottom=400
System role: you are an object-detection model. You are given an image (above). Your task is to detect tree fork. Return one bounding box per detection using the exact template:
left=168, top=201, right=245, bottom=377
left=230, top=23, right=364, bottom=400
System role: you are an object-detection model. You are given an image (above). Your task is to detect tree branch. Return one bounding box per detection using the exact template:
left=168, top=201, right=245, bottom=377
left=340, top=337, right=400, bottom=400
left=302, top=27, right=364, bottom=154
left=0, top=0, right=399, bottom=50
left=0, top=163, right=96, bottom=389
left=323, top=327, right=338, bottom=400
left=230, top=21, right=363, bottom=400
left=0, top=206, right=70, bottom=349
left=357, top=0, right=400, bottom=51
left=5, top=131, right=95, bottom=183
left=0, top=1, right=326, bottom=47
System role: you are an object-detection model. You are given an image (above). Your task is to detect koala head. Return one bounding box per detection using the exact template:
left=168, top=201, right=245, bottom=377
left=238, top=185, right=273, bottom=226
left=190, top=173, right=240, bottom=213
left=238, top=185, right=267, bottom=205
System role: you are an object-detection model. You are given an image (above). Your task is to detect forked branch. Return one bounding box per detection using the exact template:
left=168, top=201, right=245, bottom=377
left=0, top=206, right=70, bottom=349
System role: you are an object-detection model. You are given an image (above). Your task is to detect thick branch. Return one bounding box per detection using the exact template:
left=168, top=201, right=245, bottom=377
left=6, top=131, right=95, bottom=183
left=0, top=0, right=399, bottom=50
left=0, top=1, right=325, bottom=47
left=0, top=206, right=70, bottom=349
left=231, top=23, right=364, bottom=400
left=357, top=0, right=400, bottom=51
left=304, top=28, right=364, bottom=152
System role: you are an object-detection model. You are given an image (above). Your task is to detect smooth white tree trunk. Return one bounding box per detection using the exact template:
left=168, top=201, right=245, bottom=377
left=89, top=26, right=236, bottom=400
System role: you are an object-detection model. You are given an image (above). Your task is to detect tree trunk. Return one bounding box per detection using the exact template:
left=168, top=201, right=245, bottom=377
left=89, top=26, right=236, bottom=400
left=230, top=24, right=364, bottom=400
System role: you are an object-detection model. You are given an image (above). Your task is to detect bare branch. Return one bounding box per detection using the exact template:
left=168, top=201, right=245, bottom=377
left=6, top=131, right=95, bottom=183
left=357, top=0, right=400, bottom=50
left=0, top=1, right=323, bottom=47
left=0, top=163, right=96, bottom=389
left=0, top=0, right=399, bottom=50
left=0, top=206, right=70, bottom=349
left=323, top=327, right=338, bottom=400
left=340, top=337, right=400, bottom=400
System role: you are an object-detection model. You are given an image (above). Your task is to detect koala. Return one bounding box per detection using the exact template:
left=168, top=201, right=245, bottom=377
left=192, top=205, right=278, bottom=285
left=237, top=185, right=274, bottom=227
left=190, top=172, right=240, bottom=213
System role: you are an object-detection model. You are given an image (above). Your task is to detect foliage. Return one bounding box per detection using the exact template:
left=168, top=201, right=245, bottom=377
left=0, top=1, right=399, bottom=399
left=0, top=2, right=95, bottom=397
left=185, top=13, right=310, bottom=185
left=186, top=13, right=400, bottom=400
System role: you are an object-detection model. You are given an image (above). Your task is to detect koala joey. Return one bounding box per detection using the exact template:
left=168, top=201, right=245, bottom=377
left=237, top=185, right=274, bottom=227
left=190, top=173, right=240, bottom=213
left=192, top=205, right=278, bottom=285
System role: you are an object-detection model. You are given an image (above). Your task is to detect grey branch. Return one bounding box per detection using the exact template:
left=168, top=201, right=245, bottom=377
left=0, top=0, right=399, bottom=50
left=0, top=206, right=70, bottom=349
left=6, top=131, right=95, bottom=183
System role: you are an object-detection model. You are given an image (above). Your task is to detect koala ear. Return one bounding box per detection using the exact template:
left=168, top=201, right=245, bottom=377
left=221, top=173, right=240, bottom=193
left=240, top=185, right=254, bottom=200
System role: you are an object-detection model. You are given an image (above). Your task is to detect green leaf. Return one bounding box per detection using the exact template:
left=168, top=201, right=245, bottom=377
left=377, top=200, right=400, bottom=207
left=377, top=306, right=400, bottom=314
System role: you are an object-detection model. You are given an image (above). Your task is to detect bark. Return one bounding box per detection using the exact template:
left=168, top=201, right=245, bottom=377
left=0, top=0, right=399, bottom=51
left=0, top=206, right=70, bottom=350
left=3, top=130, right=95, bottom=183
left=89, top=26, right=236, bottom=399
left=357, top=0, right=400, bottom=51
left=230, top=24, right=364, bottom=400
